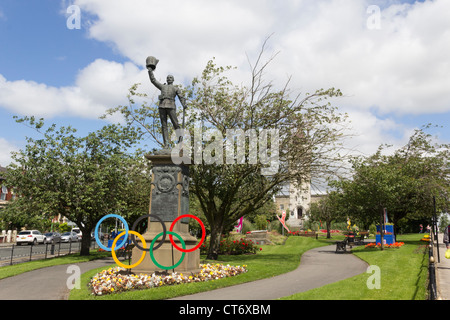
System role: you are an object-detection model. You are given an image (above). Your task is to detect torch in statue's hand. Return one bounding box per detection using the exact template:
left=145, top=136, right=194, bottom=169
left=146, top=56, right=159, bottom=71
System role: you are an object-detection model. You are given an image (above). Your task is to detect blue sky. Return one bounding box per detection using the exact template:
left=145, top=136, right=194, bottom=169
left=0, top=1, right=112, bottom=155
left=0, top=0, right=449, bottom=166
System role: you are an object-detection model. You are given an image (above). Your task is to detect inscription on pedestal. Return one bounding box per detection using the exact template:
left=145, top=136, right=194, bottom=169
left=148, top=157, right=189, bottom=224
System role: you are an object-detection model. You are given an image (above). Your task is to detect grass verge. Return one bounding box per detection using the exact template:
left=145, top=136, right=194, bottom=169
left=279, top=234, right=429, bottom=300
left=0, top=251, right=110, bottom=280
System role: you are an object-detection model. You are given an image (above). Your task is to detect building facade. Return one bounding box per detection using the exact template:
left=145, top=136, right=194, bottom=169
left=0, top=166, right=14, bottom=210
left=274, top=180, right=311, bottom=229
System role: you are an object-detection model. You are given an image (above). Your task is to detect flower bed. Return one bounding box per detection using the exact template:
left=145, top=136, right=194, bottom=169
left=288, top=230, right=316, bottom=237
left=200, top=237, right=262, bottom=255
left=89, top=263, right=248, bottom=296
left=365, top=242, right=405, bottom=249
left=319, top=229, right=341, bottom=234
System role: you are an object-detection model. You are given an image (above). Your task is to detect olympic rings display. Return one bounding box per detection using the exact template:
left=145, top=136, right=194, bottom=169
left=169, top=214, right=206, bottom=253
left=150, top=231, right=186, bottom=270
left=94, top=213, right=206, bottom=270
left=111, top=231, right=146, bottom=269
left=130, top=214, right=166, bottom=252
left=95, top=214, right=129, bottom=252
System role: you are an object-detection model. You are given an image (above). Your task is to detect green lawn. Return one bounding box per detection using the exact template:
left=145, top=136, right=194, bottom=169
left=280, top=234, right=429, bottom=300
left=1, top=234, right=429, bottom=300
left=69, top=236, right=330, bottom=300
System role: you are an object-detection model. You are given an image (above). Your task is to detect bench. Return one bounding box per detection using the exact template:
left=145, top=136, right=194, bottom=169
left=354, top=236, right=365, bottom=246
left=335, top=238, right=348, bottom=253
left=117, top=243, right=135, bottom=260
left=359, top=231, right=369, bottom=239
left=336, top=234, right=366, bottom=253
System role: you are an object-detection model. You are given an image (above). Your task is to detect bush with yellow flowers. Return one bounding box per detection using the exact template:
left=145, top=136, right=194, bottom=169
left=89, top=263, right=248, bottom=296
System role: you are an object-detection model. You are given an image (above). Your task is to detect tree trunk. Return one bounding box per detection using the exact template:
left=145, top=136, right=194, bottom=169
left=80, top=232, right=91, bottom=256
left=326, top=221, right=331, bottom=239
left=379, top=208, right=384, bottom=251
left=207, top=224, right=223, bottom=260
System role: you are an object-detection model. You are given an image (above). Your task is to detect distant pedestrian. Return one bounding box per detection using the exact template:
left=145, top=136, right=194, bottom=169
left=419, top=224, right=423, bottom=233
left=444, top=225, right=449, bottom=249
left=426, top=225, right=431, bottom=233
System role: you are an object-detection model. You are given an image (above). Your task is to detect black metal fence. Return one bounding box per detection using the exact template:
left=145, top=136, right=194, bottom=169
left=0, top=239, right=108, bottom=266
left=428, top=209, right=440, bottom=300
left=428, top=235, right=438, bottom=300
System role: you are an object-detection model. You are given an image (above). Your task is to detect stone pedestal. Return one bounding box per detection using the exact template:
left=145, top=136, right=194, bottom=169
left=131, top=152, right=200, bottom=275
left=245, top=230, right=272, bottom=245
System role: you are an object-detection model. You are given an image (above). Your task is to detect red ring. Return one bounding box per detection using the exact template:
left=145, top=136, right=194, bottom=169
left=169, top=214, right=206, bottom=253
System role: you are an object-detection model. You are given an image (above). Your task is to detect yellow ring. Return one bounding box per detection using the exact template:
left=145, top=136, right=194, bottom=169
left=111, top=231, right=146, bottom=269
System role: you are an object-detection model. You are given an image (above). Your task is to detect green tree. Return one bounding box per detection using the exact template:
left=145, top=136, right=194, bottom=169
left=329, top=126, right=449, bottom=248
left=103, top=43, right=350, bottom=259
left=3, top=117, right=150, bottom=255
left=308, top=192, right=342, bottom=238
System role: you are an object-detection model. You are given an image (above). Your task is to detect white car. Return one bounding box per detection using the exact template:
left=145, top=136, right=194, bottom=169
left=71, top=228, right=82, bottom=241
left=16, top=230, right=46, bottom=245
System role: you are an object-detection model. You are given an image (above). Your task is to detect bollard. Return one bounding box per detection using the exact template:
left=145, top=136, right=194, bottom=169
left=51, top=243, right=55, bottom=255
left=10, top=244, right=14, bottom=265
left=429, top=261, right=437, bottom=300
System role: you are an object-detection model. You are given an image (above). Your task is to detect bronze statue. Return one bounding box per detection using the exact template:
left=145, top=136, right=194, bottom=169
left=146, top=56, right=187, bottom=148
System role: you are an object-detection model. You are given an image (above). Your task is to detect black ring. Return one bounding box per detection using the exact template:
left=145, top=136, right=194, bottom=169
left=131, top=214, right=166, bottom=251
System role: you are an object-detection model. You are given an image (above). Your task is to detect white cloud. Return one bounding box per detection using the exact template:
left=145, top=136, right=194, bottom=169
left=75, top=59, right=147, bottom=109
left=0, top=59, right=146, bottom=119
left=1, top=0, right=449, bottom=160
left=342, top=108, right=411, bottom=157
left=72, top=0, right=450, bottom=117
left=273, top=0, right=450, bottom=116
left=75, top=0, right=278, bottom=82
left=0, top=138, right=18, bottom=167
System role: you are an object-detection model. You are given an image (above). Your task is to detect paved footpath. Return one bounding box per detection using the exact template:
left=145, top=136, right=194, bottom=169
left=0, top=258, right=115, bottom=300
left=436, top=234, right=450, bottom=300
left=172, top=245, right=368, bottom=300
left=0, top=245, right=367, bottom=300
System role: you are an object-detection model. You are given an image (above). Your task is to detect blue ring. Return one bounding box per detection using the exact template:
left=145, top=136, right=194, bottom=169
left=95, top=214, right=129, bottom=251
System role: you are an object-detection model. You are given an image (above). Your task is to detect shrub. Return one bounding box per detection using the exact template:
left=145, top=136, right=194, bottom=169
left=241, top=218, right=255, bottom=234
left=369, top=224, right=377, bottom=236
left=200, top=237, right=262, bottom=255
left=268, top=220, right=282, bottom=233
left=254, top=215, right=269, bottom=230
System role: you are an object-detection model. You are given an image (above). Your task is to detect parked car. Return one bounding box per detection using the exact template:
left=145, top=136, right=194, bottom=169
left=44, top=232, right=61, bottom=244
left=16, top=230, right=46, bottom=245
left=71, top=228, right=82, bottom=241
left=61, top=231, right=79, bottom=242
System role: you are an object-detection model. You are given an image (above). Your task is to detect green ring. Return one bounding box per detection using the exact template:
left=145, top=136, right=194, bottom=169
left=150, top=231, right=186, bottom=270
